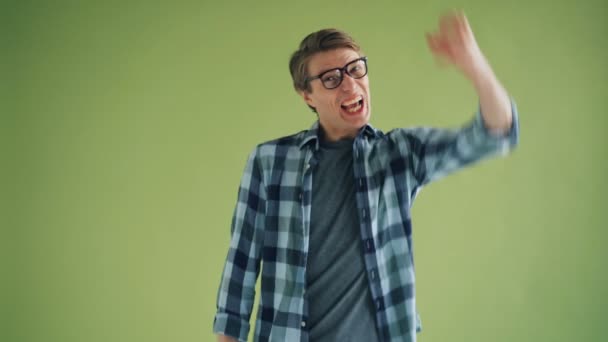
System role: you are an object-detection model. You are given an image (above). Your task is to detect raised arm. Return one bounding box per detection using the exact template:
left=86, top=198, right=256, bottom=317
left=426, top=11, right=513, bottom=133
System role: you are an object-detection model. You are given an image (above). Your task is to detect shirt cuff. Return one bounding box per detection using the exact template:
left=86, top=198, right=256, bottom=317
left=213, top=312, right=250, bottom=342
left=474, top=97, right=520, bottom=156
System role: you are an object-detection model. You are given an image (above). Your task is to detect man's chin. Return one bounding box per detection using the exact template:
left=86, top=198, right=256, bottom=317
left=341, top=109, right=370, bottom=127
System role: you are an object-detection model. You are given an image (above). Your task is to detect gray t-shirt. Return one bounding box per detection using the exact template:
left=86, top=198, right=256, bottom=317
left=306, top=136, right=380, bottom=342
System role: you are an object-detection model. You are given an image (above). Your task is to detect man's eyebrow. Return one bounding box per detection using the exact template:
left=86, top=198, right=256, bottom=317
left=315, top=58, right=359, bottom=76
left=314, top=65, right=340, bottom=76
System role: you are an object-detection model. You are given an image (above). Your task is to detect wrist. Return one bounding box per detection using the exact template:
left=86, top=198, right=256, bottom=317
left=467, top=60, right=497, bottom=91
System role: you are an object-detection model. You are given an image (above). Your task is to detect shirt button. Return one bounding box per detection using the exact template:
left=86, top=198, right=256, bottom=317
left=298, top=192, right=302, bottom=201
left=370, top=270, right=376, bottom=280
left=301, top=321, right=306, bottom=328
left=362, top=209, right=367, bottom=219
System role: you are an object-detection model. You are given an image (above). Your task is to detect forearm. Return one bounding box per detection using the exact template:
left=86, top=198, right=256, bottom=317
left=217, top=334, right=238, bottom=342
left=425, top=11, right=513, bottom=132
left=468, top=59, right=513, bottom=134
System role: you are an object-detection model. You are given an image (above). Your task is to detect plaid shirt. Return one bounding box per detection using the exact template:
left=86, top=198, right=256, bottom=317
left=214, top=103, right=520, bottom=342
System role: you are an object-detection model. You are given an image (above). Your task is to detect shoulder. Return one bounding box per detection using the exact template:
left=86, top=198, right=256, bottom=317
left=373, top=126, right=425, bottom=150
left=253, top=129, right=308, bottom=155
left=258, top=130, right=308, bottom=149
left=244, top=129, right=310, bottom=173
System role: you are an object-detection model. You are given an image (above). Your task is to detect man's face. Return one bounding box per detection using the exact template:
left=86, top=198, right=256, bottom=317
left=300, top=48, right=371, bottom=141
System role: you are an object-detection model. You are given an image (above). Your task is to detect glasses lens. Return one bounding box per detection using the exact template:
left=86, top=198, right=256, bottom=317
left=320, top=69, right=343, bottom=89
left=347, top=59, right=367, bottom=79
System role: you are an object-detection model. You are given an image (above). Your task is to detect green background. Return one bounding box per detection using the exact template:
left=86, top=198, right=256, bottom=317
left=4, top=0, right=607, bottom=341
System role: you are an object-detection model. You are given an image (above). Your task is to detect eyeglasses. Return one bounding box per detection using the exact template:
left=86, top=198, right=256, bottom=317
left=306, top=56, right=368, bottom=90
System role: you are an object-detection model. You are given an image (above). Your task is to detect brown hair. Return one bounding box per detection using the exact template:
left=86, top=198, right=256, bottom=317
left=289, top=29, right=361, bottom=112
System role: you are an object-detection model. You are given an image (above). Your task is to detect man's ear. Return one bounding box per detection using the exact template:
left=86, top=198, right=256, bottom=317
left=299, top=90, right=314, bottom=108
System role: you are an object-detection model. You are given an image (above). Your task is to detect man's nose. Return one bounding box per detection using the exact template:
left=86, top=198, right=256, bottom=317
left=340, top=73, right=358, bottom=92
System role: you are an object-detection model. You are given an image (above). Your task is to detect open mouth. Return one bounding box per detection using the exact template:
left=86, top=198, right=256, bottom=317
left=340, top=96, right=364, bottom=115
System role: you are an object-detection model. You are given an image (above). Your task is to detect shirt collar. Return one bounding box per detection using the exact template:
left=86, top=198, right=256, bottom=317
left=298, top=121, right=382, bottom=150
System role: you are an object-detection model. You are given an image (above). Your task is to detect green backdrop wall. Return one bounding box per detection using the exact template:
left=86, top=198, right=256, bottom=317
left=5, top=0, right=607, bottom=341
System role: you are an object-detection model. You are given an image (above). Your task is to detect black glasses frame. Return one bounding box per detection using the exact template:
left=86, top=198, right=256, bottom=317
left=306, top=56, right=368, bottom=89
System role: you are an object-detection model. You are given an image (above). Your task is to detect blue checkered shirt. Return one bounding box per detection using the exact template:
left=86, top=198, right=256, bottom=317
left=214, top=102, right=520, bottom=341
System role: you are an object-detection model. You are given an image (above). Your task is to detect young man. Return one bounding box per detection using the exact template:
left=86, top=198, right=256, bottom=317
left=214, top=12, right=519, bottom=342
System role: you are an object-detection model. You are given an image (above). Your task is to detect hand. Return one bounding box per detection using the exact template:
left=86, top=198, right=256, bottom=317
left=426, top=11, right=491, bottom=81
left=217, top=335, right=238, bottom=342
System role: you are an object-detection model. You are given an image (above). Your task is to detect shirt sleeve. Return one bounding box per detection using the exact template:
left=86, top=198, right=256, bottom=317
left=213, top=147, right=266, bottom=342
left=393, top=99, right=520, bottom=187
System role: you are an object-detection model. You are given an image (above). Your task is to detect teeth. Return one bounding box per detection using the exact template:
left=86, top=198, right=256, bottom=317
left=346, top=102, right=362, bottom=113
left=342, top=96, right=362, bottom=107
